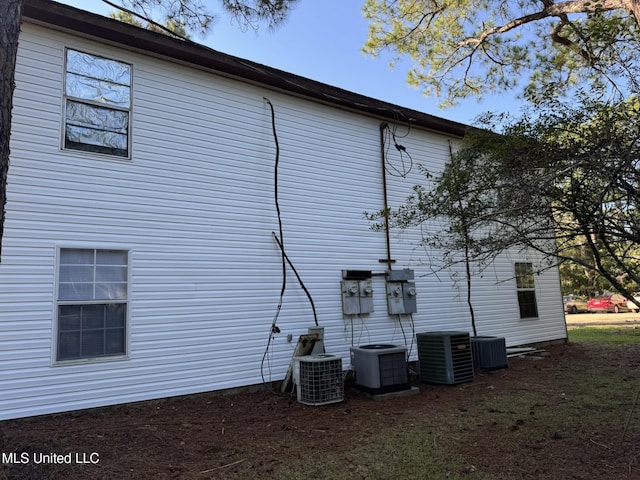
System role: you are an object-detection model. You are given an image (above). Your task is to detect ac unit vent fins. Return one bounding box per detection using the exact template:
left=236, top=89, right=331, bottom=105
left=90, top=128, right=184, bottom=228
left=470, top=336, right=508, bottom=370
left=416, top=331, right=474, bottom=385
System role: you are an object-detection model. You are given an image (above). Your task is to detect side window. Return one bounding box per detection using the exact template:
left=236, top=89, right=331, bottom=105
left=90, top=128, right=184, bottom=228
left=515, top=262, right=538, bottom=318
left=64, top=49, right=131, bottom=157
left=57, top=249, right=128, bottom=361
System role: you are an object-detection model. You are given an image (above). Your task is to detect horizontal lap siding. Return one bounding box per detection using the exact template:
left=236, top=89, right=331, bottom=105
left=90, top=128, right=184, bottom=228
left=1, top=24, right=390, bottom=419
left=1, top=24, right=565, bottom=420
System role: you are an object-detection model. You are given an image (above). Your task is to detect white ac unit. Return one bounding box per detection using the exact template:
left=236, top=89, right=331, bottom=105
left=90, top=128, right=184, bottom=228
left=350, top=344, right=410, bottom=394
left=293, top=354, right=344, bottom=406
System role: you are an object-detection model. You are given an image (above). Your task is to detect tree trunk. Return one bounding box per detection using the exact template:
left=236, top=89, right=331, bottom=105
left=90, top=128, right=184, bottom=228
left=627, top=0, right=640, bottom=27
left=0, top=0, right=25, bottom=262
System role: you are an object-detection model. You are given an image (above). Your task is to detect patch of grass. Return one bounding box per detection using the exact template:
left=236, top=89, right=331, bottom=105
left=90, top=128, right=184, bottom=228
left=271, top=428, right=489, bottom=480
left=568, top=326, right=640, bottom=344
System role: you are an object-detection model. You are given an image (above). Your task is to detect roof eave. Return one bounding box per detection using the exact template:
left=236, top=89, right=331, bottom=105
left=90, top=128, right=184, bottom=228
left=23, top=0, right=468, bottom=137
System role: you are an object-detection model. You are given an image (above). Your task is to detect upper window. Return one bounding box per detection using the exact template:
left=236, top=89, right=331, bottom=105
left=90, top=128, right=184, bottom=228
left=515, top=262, right=538, bottom=318
left=64, top=49, right=131, bottom=157
left=56, top=249, right=128, bottom=362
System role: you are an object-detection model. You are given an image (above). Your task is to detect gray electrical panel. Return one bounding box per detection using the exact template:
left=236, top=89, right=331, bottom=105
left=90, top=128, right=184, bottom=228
left=387, top=268, right=414, bottom=282
left=386, top=269, right=417, bottom=314
left=386, top=282, right=404, bottom=314
left=341, top=271, right=374, bottom=315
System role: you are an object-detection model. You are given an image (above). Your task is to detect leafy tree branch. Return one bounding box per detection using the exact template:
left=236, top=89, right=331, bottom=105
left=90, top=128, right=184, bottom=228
left=363, top=0, right=640, bottom=105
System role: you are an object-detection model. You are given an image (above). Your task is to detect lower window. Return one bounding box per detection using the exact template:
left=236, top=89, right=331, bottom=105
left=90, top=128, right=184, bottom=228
left=515, top=262, right=538, bottom=318
left=57, top=249, right=128, bottom=361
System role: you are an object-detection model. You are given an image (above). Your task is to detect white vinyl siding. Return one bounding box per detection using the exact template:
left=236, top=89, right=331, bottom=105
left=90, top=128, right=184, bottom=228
left=0, top=22, right=566, bottom=420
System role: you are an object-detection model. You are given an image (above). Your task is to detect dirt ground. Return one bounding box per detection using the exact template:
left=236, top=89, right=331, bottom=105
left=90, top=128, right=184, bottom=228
left=1, top=335, right=639, bottom=480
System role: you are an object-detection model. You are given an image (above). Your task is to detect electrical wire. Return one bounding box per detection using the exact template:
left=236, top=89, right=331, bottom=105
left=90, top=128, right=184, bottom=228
left=407, top=313, right=416, bottom=361
left=382, top=121, right=414, bottom=178
left=264, top=97, right=317, bottom=327
left=260, top=97, right=286, bottom=391
left=357, top=314, right=371, bottom=346
left=397, top=314, right=408, bottom=350
left=272, top=233, right=318, bottom=326
left=260, top=97, right=319, bottom=392
left=264, top=97, right=286, bottom=297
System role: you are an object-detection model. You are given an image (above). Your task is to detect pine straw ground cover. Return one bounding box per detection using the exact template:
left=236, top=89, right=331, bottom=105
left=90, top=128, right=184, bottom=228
left=1, top=331, right=639, bottom=480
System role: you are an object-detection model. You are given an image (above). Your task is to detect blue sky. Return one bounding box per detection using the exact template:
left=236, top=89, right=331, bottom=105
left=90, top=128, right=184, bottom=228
left=59, top=0, right=520, bottom=125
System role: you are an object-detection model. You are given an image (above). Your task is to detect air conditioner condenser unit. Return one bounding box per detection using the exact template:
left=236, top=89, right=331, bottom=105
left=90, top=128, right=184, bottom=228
left=350, top=344, right=410, bottom=394
left=470, top=336, right=508, bottom=370
left=293, top=354, right=344, bottom=406
left=416, top=331, right=474, bottom=385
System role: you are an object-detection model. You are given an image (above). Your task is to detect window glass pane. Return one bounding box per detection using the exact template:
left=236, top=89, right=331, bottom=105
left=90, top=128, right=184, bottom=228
left=82, top=305, right=105, bottom=329
left=97, top=250, right=128, bottom=265
left=65, top=126, right=128, bottom=157
left=58, top=282, right=93, bottom=301
left=66, top=49, right=131, bottom=87
left=59, top=305, right=81, bottom=330
left=58, top=331, right=81, bottom=360
left=518, top=291, right=539, bottom=318
left=82, top=330, right=105, bottom=357
left=105, top=328, right=125, bottom=355
left=59, top=265, right=94, bottom=282
left=106, top=304, right=126, bottom=328
left=95, top=282, right=127, bottom=300
left=66, top=72, right=130, bottom=107
left=66, top=100, right=129, bottom=134
left=96, top=266, right=127, bottom=282
left=515, top=263, right=535, bottom=289
left=61, top=248, right=94, bottom=264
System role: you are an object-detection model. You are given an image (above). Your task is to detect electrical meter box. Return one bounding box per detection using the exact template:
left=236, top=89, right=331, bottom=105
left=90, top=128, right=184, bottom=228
left=341, top=271, right=374, bottom=315
left=386, top=269, right=417, bottom=314
left=402, top=282, right=417, bottom=313
left=387, top=269, right=414, bottom=282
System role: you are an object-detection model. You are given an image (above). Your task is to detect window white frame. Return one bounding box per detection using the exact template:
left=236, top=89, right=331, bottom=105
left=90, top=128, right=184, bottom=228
left=55, top=248, right=130, bottom=363
left=514, top=262, right=539, bottom=319
left=63, top=48, right=132, bottom=158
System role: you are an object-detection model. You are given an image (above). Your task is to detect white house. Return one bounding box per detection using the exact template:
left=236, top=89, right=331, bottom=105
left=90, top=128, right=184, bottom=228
left=0, top=0, right=567, bottom=420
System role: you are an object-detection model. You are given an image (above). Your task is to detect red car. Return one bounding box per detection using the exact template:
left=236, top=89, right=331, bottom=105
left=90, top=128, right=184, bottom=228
left=587, top=294, right=631, bottom=313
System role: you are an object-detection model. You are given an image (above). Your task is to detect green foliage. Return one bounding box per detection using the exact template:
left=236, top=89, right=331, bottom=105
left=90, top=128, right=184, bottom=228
left=222, top=0, right=300, bottom=30
left=109, top=10, right=191, bottom=37
left=376, top=92, right=640, bottom=301
left=362, top=0, right=640, bottom=106
left=112, top=0, right=298, bottom=36
left=117, top=0, right=215, bottom=35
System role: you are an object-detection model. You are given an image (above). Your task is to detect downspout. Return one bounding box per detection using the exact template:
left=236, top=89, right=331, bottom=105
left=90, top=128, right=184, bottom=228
left=380, top=122, right=393, bottom=270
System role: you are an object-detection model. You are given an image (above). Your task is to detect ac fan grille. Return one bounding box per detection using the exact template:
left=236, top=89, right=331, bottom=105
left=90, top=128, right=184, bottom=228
left=295, top=355, right=344, bottom=406
left=378, top=352, right=408, bottom=387
left=416, top=331, right=474, bottom=385
left=471, top=336, right=508, bottom=370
